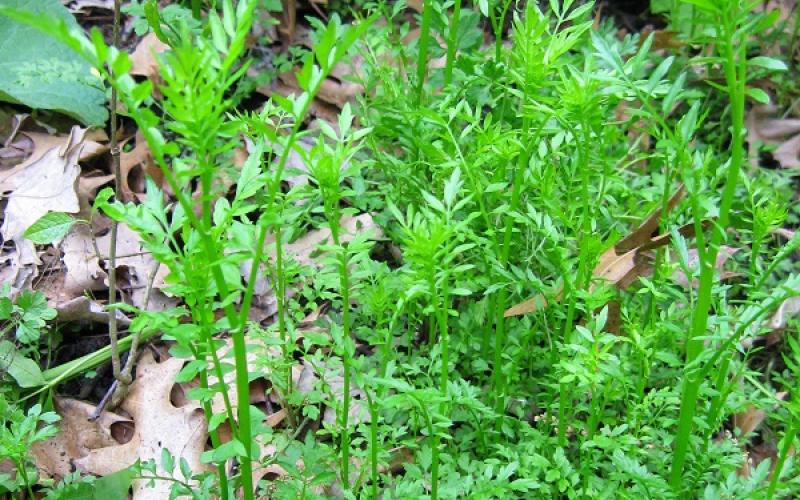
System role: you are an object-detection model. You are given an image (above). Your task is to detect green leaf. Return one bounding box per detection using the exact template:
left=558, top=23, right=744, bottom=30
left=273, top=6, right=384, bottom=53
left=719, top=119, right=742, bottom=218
left=746, top=87, right=771, bottom=104
left=201, top=439, right=247, bottom=463
left=749, top=56, right=788, bottom=72
left=478, top=0, right=489, bottom=17
left=23, top=212, right=75, bottom=244
left=93, top=467, right=134, bottom=500
left=0, top=0, right=107, bottom=126
left=0, top=340, right=45, bottom=387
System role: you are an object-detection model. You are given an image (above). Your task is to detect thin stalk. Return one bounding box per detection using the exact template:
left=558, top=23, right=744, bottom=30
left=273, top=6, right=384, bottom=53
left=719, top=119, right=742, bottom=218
left=197, top=363, right=229, bottom=497
left=107, top=0, right=124, bottom=396
left=366, top=389, right=379, bottom=500
left=274, top=224, right=296, bottom=428
left=197, top=148, right=254, bottom=499
left=416, top=0, right=433, bottom=104
left=444, top=0, right=462, bottom=86
left=430, top=270, right=450, bottom=499
left=766, top=421, right=798, bottom=499
left=328, top=214, right=353, bottom=490
left=491, top=0, right=513, bottom=61
left=491, top=118, right=535, bottom=418
left=670, top=15, right=747, bottom=487
left=558, top=119, right=593, bottom=444
left=229, top=70, right=333, bottom=497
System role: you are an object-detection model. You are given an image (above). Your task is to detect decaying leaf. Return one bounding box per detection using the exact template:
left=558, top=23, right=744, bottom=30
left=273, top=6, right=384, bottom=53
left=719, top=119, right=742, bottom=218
left=503, top=284, right=562, bottom=318
left=1, top=126, right=85, bottom=272
left=120, top=131, right=160, bottom=201
left=130, top=32, right=169, bottom=82
left=506, top=185, right=692, bottom=317
left=278, top=213, right=382, bottom=268
left=61, top=223, right=106, bottom=296
left=74, top=352, right=208, bottom=500
left=295, top=359, right=369, bottom=427
left=672, top=246, right=740, bottom=289
left=31, top=397, right=132, bottom=479
left=96, top=224, right=177, bottom=311
left=208, top=337, right=283, bottom=435
left=615, top=185, right=685, bottom=253
left=747, top=104, right=800, bottom=168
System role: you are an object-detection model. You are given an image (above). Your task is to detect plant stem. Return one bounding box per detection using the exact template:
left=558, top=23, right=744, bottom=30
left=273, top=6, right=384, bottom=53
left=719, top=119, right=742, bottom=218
left=766, top=421, right=798, bottom=499
left=274, top=224, right=296, bottom=428
left=491, top=118, right=534, bottom=418
left=670, top=10, right=747, bottom=488
left=444, top=0, right=462, bottom=86
left=328, top=212, right=353, bottom=490
left=416, top=0, right=433, bottom=104
left=366, top=389, right=379, bottom=500
left=107, top=0, right=124, bottom=398
left=431, top=268, right=450, bottom=499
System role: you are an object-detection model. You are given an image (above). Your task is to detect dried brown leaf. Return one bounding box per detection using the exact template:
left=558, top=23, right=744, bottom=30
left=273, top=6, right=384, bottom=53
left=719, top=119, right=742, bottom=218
left=74, top=352, right=208, bottom=500
left=672, top=246, right=739, bottom=289
left=31, top=398, right=131, bottom=479
left=615, top=185, right=685, bottom=253
left=1, top=126, right=85, bottom=270
left=130, top=33, right=169, bottom=81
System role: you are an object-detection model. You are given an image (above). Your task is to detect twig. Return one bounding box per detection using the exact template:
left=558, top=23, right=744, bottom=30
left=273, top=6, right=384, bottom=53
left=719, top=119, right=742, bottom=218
left=106, top=0, right=132, bottom=409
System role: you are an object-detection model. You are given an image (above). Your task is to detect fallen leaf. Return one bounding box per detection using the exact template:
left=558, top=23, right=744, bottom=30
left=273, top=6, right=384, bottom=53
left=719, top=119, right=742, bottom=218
left=277, top=213, right=382, bottom=268
left=1, top=126, right=85, bottom=271
left=61, top=223, right=106, bottom=296
left=747, top=104, right=800, bottom=168
left=733, top=405, right=767, bottom=438
left=31, top=397, right=132, bottom=480
left=208, top=337, right=282, bottom=435
left=120, top=131, right=160, bottom=201
left=74, top=352, right=209, bottom=500
left=130, top=33, right=169, bottom=81
left=615, top=185, right=685, bottom=253
left=95, top=224, right=177, bottom=311
left=672, top=246, right=739, bottom=289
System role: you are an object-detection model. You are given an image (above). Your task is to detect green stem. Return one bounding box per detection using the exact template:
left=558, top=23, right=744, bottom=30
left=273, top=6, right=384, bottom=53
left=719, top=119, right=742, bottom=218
left=366, top=389, right=379, bottom=500
left=431, top=270, right=450, bottom=499
left=766, top=422, right=798, bottom=499
left=670, top=13, right=747, bottom=488
left=274, top=224, right=296, bottom=428
left=491, top=118, right=534, bottom=417
left=329, top=212, right=353, bottom=490
left=416, top=0, right=433, bottom=104
left=444, top=0, right=462, bottom=86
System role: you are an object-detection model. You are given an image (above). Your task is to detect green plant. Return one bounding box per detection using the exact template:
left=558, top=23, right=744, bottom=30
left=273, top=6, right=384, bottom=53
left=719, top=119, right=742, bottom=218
left=0, top=287, right=56, bottom=349
left=0, top=397, right=59, bottom=498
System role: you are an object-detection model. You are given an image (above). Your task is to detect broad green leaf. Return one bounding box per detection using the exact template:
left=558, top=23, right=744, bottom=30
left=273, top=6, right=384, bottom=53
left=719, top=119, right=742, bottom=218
left=0, top=340, right=45, bottom=387
left=93, top=467, right=134, bottom=500
left=23, top=212, right=75, bottom=244
left=749, top=56, right=788, bottom=72
left=478, top=0, right=489, bottom=17
left=681, top=0, right=719, bottom=13
left=0, top=0, right=107, bottom=126
left=746, top=87, right=771, bottom=104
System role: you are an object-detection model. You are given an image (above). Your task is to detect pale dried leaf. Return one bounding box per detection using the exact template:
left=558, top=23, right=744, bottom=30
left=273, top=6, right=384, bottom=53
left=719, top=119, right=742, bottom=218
left=120, top=131, right=160, bottom=201
left=74, top=352, right=208, bottom=500
left=31, top=397, right=131, bottom=479
left=615, top=185, right=685, bottom=253
left=1, top=126, right=84, bottom=268
left=61, top=223, right=105, bottom=296
left=130, top=33, right=169, bottom=80
left=672, top=246, right=739, bottom=289
left=96, top=224, right=177, bottom=311
left=277, top=213, right=382, bottom=267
